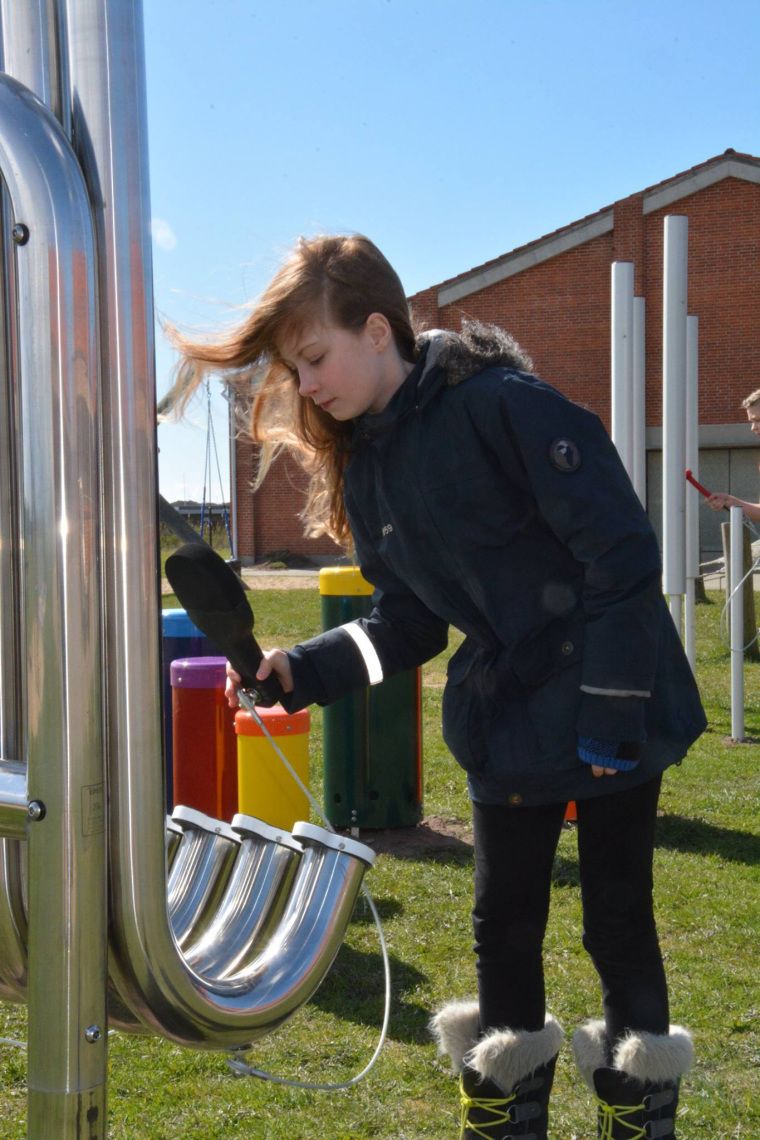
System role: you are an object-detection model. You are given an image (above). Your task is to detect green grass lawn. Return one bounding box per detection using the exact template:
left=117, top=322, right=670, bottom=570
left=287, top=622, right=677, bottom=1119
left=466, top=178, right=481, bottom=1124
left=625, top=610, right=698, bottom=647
left=0, top=590, right=758, bottom=1137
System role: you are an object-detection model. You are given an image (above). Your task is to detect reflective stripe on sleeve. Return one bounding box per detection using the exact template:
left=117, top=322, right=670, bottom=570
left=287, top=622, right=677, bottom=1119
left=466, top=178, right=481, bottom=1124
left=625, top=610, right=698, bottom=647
left=580, top=684, right=651, bottom=698
left=339, top=622, right=384, bottom=685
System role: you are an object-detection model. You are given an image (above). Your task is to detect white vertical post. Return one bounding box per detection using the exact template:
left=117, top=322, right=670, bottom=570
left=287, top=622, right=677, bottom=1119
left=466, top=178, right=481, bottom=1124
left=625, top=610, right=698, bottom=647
left=662, top=216, right=688, bottom=633
left=729, top=506, right=745, bottom=740
left=228, top=397, right=238, bottom=559
left=632, top=296, right=646, bottom=505
left=611, top=261, right=635, bottom=477
left=684, top=315, right=699, bottom=670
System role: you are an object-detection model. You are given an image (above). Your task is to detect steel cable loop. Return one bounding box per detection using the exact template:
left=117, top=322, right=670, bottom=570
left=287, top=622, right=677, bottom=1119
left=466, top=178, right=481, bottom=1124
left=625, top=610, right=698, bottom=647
left=225, top=692, right=392, bottom=1090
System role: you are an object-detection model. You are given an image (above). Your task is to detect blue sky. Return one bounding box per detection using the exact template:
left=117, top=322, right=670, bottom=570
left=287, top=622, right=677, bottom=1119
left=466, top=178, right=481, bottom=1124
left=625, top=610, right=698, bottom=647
left=145, top=0, right=760, bottom=504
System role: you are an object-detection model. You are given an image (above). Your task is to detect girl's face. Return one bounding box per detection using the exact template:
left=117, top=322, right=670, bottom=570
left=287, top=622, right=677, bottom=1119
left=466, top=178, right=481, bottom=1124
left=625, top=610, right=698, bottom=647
left=278, top=315, right=409, bottom=421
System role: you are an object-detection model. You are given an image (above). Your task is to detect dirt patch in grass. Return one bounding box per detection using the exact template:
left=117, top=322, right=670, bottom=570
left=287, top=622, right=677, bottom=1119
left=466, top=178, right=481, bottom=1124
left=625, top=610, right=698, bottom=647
left=161, top=570, right=320, bottom=595
left=241, top=571, right=320, bottom=590
left=357, top=815, right=473, bottom=858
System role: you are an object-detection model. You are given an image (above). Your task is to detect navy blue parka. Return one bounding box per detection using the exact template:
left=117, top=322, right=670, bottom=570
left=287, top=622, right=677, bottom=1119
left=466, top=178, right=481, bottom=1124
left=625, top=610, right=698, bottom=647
left=283, top=323, right=706, bottom=806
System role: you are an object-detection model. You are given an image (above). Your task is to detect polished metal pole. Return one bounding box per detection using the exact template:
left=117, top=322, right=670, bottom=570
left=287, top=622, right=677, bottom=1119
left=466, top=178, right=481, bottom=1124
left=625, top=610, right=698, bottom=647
left=0, top=0, right=68, bottom=129
left=0, top=74, right=107, bottom=1136
left=64, top=0, right=380, bottom=1049
left=0, top=0, right=64, bottom=1009
left=64, top=0, right=169, bottom=1032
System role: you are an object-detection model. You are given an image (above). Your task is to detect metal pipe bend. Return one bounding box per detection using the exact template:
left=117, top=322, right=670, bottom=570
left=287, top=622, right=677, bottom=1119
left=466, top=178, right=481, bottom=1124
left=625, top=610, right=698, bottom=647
left=107, top=801, right=375, bottom=1047
left=184, top=813, right=304, bottom=980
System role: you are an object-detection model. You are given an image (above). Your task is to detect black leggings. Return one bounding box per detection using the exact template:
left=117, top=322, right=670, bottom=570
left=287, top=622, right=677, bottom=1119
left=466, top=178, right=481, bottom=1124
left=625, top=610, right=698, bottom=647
left=471, top=775, right=669, bottom=1046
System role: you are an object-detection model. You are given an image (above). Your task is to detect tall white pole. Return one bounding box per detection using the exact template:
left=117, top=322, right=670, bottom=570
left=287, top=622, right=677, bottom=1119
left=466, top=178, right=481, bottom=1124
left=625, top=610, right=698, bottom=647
left=611, top=261, right=635, bottom=477
left=684, top=315, right=699, bottom=670
left=632, top=296, right=646, bottom=505
left=662, top=216, right=688, bottom=633
left=729, top=506, right=745, bottom=740
left=228, top=398, right=238, bottom=559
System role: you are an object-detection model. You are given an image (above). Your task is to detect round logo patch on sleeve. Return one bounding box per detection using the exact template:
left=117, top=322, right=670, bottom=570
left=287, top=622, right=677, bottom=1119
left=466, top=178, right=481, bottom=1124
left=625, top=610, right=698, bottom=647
left=549, top=438, right=581, bottom=472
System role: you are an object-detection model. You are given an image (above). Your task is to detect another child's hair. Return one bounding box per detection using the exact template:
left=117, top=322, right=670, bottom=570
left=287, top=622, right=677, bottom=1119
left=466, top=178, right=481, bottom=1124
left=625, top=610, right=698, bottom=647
left=741, top=388, right=760, bottom=410
left=168, top=234, right=416, bottom=544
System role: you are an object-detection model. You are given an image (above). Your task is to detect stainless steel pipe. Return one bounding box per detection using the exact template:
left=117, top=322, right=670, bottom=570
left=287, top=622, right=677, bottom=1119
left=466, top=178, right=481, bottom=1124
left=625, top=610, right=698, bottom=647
left=0, top=70, right=107, bottom=1133
left=0, top=834, right=27, bottom=1001
left=0, top=4, right=380, bottom=1132
left=186, top=814, right=303, bottom=980
left=168, top=807, right=241, bottom=950
left=65, top=0, right=378, bottom=1052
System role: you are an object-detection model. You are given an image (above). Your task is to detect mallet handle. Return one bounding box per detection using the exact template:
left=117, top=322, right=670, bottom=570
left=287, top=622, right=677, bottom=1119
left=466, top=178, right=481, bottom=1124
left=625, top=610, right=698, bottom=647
left=685, top=468, right=712, bottom=499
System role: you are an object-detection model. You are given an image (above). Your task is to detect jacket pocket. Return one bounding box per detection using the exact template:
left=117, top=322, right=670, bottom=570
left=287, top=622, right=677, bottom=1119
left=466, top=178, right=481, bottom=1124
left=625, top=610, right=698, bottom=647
left=442, top=643, right=488, bottom=773
left=526, top=657, right=583, bottom=767
left=510, top=611, right=583, bottom=689
left=510, top=612, right=585, bottom=770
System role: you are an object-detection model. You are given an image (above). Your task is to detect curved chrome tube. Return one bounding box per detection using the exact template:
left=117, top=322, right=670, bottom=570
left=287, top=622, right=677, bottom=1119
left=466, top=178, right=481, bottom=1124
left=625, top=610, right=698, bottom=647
left=0, top=762, right=26, bottom=839
left=65, top=0, right=379, bottom=1050
left=165, top=815, right=185, bottom=869
left=186, top=813, right=303, bottom=980
left=167, top=808, right=241, bottom=950
left=0, top=837, right=26, bottom=1001
left=220, top=823, right=374, bottom=1017
left=0, top=7, right=379, bottom=1110
left=0, top=67, right=108, bottom=1130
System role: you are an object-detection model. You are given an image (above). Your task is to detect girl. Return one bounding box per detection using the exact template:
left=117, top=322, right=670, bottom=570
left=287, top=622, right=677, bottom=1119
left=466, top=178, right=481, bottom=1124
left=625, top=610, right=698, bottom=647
left=705, top=387, right=760, bottom=520
left=172, top=234, right=705, bottom=1139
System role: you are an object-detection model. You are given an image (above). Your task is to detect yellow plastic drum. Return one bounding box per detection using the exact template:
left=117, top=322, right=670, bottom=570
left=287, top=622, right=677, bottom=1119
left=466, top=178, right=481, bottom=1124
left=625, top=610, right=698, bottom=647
left=235, top=706, right=310, bottom=829
left=318, top=565, right=374, bottom=597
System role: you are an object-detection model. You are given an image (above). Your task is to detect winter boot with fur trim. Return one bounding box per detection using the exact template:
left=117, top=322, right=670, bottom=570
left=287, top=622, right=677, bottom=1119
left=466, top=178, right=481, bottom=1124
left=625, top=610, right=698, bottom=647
left=572, top=1019, right=694, bottom=1139
left=430, top=1000, right=563, bottom=1139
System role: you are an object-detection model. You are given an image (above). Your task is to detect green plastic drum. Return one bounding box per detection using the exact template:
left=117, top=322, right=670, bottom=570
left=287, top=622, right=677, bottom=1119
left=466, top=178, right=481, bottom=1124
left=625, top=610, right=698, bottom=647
left=319, top=567, right=422, bottom=829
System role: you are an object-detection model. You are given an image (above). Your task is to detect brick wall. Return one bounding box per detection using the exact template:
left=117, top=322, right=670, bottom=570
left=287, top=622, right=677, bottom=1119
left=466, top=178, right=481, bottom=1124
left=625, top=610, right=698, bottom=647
left=419, top=176, right=760, bottom=431
left=641, top=179, right=760, bottom=425
left=235, top=163, right=760, bottom=559
left=235, top=447, right=342, bottom=563
left=432, top=232, right=616, bottom=421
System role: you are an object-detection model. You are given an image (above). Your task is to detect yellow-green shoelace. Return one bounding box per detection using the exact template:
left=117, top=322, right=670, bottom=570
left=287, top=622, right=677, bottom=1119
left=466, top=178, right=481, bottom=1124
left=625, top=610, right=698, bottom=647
left=597, top=1095, right=648, bottom=1139
left=459, top=1077, right=517, bottom=1139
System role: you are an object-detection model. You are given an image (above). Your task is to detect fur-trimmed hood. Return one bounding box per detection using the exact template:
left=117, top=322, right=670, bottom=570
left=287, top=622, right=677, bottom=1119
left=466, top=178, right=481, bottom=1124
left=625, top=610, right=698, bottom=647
left=353, top=319, right=534, bottom=435
left=416, top=319, right=534, bottom=392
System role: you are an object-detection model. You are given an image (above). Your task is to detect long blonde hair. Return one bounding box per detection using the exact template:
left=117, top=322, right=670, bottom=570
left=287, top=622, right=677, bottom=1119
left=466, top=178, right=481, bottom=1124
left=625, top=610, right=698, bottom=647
left=168, top=234, right=417, bottom=544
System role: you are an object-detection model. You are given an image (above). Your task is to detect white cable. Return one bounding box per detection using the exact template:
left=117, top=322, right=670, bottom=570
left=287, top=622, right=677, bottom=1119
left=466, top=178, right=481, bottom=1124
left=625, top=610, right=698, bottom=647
left=718, top=517, right=760, bottom=651
left=226, top=691, right=392, bottom=1091
left=227, top=885, right=391, bottom=1091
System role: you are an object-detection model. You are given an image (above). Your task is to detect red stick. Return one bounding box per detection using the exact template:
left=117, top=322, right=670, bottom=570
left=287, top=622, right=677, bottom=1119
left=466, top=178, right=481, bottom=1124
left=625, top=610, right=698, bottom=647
left=685, top=469, right=713, bottom=499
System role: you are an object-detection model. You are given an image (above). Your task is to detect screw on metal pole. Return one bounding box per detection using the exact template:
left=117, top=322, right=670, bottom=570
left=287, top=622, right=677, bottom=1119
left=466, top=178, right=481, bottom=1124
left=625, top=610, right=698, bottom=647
left=84, top=1025, right=102, bottom=1043
left=11, top=222, right=29, bottom=245
left=27, top=800, right=46, bottom=821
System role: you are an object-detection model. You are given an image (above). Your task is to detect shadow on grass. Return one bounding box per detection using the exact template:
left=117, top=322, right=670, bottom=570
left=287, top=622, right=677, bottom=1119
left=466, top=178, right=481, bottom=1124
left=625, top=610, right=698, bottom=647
left=311, top=942, right=432, bottom=1044
left=351, top=895, right=404, bottom=923
left=656, top=813, right=760, bottom=864
left=551, top=853, right=580, bottom=888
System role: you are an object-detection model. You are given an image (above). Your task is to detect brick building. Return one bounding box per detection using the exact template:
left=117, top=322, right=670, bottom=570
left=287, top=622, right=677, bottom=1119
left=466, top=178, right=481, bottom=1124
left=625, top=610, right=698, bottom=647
left=232, top=150, right=760, bottom=565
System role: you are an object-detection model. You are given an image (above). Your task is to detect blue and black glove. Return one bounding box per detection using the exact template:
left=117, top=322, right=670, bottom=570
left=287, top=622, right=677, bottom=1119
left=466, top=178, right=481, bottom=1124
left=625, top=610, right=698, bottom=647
left=578, top=737, right=640, bottom=772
